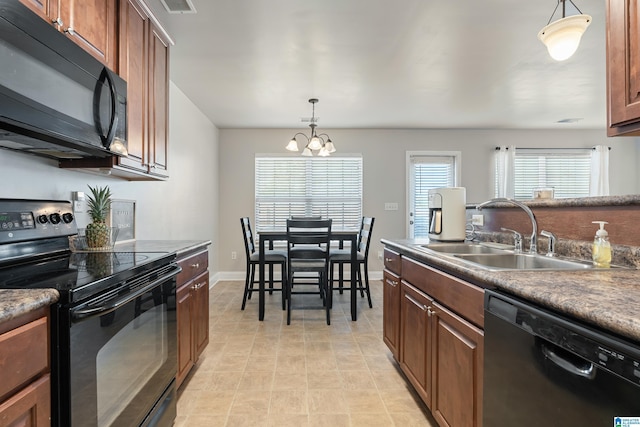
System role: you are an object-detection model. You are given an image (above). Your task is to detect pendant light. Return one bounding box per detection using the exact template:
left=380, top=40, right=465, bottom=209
left=537, top=0, right=591, bottom=61
left=286, top=99, right=336, bottom=156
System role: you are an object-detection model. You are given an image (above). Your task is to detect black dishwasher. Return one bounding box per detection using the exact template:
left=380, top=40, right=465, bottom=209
left=484, top=289, right=640, bottom=427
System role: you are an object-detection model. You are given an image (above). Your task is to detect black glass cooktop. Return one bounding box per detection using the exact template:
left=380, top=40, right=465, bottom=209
left=0, top=251, right=174, bottom=304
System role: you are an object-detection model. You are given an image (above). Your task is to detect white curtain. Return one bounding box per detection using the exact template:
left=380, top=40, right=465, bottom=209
left=590, top=145, right=610, bottom=196
left=495, top=145, right=515, bottom=198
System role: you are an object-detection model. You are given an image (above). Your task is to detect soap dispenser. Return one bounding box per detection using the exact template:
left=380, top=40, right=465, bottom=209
left=592, top=221, right=611, bottom=268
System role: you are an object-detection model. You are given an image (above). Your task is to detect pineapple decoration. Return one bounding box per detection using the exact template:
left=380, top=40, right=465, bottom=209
left=85, top=185, right=113, bottom=250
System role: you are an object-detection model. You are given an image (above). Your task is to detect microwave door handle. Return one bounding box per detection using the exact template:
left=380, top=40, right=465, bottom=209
left=98, top=67, right=118, bottom=149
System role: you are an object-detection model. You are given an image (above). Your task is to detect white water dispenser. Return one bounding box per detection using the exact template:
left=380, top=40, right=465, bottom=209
left=428, top=187, right=466, bottom=242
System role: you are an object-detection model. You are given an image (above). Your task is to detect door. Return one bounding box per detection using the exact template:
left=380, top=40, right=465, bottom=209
left=431, top=302, right=483, bottom=427
left=407, top=152, right=460, bottom=238
left=400, top=282, right=433, bottom=405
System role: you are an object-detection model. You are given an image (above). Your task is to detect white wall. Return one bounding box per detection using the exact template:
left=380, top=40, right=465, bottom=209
left=0, top=82, right=220, bottom=273
left=218, top=128, right=639, bottom=275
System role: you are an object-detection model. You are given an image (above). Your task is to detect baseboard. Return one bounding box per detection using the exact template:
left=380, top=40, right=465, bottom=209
left=211, top=270, right=383, bottom=285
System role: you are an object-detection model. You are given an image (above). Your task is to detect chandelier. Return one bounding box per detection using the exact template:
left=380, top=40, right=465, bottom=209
left=285, top=98, right=336, bottom=157
left=537, top=0, right=591, bottom=61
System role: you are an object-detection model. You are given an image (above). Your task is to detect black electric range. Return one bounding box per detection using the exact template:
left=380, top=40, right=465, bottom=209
left=0, top=199, right=180, bottom=427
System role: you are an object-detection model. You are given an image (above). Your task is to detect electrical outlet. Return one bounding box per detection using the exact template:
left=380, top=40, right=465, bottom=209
left=384, top=202, right=398, bottom=211
left=472, top=214, right=484, bottom=226
left=231, top=251, right=237, bottom=260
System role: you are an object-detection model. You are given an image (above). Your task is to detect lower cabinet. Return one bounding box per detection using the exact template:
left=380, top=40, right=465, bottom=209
left=382, top=269, right=401, bottom=359
left=176, top=248, right=210, bottom=388
left=0, top=310, right=51, bottom=426
left=385, top=249, right=484, bottom=427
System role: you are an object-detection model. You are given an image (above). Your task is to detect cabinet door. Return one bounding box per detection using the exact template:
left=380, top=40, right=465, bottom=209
left=19, top=0, right=57, bottom=23
left=118, top=0, right=149, bottom=172
left=400, top=282, right=433, bottom=406
left=148, top=23, right=170, bottom=177
left=431, top=302, right=484, bottom=427
left=607, top=0, right=640, bottom=135
left=59, top=0, right=117, bottom=69
left=176, top=283, right=194, bottom=388
left=383, top=269, right=401, bottom=359
left=193, top=271, right=210, bottom=359
left=0, top=374, right=50, bottom=427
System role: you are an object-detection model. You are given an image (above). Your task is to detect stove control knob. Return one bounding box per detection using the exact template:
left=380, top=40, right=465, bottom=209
left=37, top=215, right=49, bottom=224
left=49, top=213, right=61, bottom=224
left=62, top=213, right=74, bottom=224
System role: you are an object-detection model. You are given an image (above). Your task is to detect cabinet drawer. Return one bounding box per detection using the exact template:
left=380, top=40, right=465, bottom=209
left=402, top=257, right=484, bottom=328
left=177, top=250, right=209, bottom=285
left=0, top=317, right=48, bottom=401
left=384, top=248, right=401, bottom=275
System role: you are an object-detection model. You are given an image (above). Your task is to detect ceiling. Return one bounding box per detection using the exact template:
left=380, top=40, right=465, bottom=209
left=146, top=0, right=606, bottom=130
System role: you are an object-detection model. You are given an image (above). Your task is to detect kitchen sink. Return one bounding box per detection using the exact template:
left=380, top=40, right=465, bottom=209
left=453, top=253, right=602, bottom=270
left=418, top=243, right=512, bottom=255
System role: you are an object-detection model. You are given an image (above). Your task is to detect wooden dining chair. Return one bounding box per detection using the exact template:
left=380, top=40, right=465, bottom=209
left=286, top=218, right=332, bottom=325
left=329, top=217, right=375, bottom=308
left=240, top=217, right=287, bottom=310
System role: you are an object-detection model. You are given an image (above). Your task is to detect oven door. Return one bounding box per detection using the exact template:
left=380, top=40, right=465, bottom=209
left=58, top=264, right=179, bottom=427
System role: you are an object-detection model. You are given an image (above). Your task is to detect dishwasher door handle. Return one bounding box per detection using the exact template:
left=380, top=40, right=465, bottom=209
left=541, top=344, right=596, bottom=380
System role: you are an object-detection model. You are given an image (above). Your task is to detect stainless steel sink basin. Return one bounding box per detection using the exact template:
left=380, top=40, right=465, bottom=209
left=453, top=253, right=599, bottom=270
left=419, top=243, right=512, bottom=255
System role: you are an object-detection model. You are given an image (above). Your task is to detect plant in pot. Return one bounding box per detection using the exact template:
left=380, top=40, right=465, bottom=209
left=85, top=185, right=113, bottom=250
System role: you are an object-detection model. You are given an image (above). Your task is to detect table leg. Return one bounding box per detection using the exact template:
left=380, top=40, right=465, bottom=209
left=350, top=234, right=357, bottom=321
left=259, top=236, right=265, bottom=321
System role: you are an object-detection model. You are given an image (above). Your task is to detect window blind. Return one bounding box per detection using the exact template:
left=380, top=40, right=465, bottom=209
left=410, top=155, right=456, bottom=238
left=507, top=149, right=591, bottom=199
left=255, top=156, right=363, bottom=230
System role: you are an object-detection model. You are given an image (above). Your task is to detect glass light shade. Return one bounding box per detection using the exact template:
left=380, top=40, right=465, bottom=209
left=537, top=14, right=591, bottom=61
left=318, top=146, right=330, bottom=157
left=285, top=138, right=299, bottom=151
left=308, top=136, right=323, bottom=150
left=324, top=140, right=336, bottom=153
left=301, top=146, right=313, bottom=157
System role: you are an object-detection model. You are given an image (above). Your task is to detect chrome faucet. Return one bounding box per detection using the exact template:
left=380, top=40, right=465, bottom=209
left=476, top=198, right=538, bottom=254
left=540, top=230, right=557, bottom=257
left=501, top=228, right=523, bottom=253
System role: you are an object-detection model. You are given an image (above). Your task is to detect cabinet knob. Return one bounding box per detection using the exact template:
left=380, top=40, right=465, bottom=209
left=384, top=258, right=393, bottom=262
left=385, top=278, right=397, bottom=287
left=191, top=263, right=200, bottom=269
left=52, top=17, right=63, bottom=27
left=64, top=27, right=76, bottom=36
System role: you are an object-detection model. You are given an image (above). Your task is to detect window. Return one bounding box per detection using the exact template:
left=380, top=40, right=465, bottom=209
left=495, top=149, right=591, bottom=199
left=407, top=152, right=460, bottom=238
left=255, top=155, right=362, bottom=230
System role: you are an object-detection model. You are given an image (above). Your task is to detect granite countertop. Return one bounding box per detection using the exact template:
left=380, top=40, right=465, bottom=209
left=382, top=238, right=640, bottom=344
left=0, top=289, right=59, bottom=325
left=0, top=240, right=211, bottom=327
left=466, top=194, right=640, bottom=209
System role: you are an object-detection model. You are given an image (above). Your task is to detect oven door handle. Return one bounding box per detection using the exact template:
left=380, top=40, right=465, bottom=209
left=71, top=264, right=182, bottom=321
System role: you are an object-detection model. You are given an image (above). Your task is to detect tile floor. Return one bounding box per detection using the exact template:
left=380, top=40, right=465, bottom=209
left=175, top=280, right=437, bottom=427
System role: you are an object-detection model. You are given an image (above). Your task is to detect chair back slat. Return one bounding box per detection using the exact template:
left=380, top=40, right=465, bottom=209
left=286, top=219, right=332, bottom=260
left=240, top=217, right=256, bottom=255
left=357, top=217, right=375, bottom=255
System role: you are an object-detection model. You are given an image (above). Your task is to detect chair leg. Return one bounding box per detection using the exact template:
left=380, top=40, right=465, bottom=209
left=269, top=264, right=274, bottom=295
left=324, top=273, right=331, bottom=325
left=248, top=264, right=256, bottom=300
left=241, top=263, right=252, bottom=310
left=363, top=264, right=373, bottom=308
left=358, top=265, right=365, bottom=298
left=338, top=263, right=344, bottom=294
left=286, top=271, right=292, bottom=325
left=281, top=261, right=287, bottom=311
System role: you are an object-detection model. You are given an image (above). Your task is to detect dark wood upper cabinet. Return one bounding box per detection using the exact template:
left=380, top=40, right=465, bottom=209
left=20, top=0, right=117, bottom=69
left=606, top=0, right=640, bottom=136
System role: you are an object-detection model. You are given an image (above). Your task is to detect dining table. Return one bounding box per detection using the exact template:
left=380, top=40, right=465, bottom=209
left=256, top=229, right=360, bottom=321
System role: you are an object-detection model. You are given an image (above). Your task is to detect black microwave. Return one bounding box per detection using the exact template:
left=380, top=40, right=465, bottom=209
left=0, top=1, right=127, bottom=159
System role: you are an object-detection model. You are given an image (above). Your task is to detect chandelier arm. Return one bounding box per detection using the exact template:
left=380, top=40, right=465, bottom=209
left=291, top=132, right=310, bottom=142
left=546, top=0, right=562, bottom=25
left=567, top=0, right=583, bottom=14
